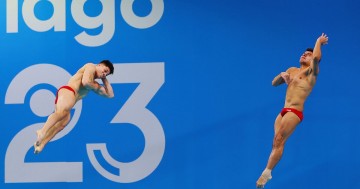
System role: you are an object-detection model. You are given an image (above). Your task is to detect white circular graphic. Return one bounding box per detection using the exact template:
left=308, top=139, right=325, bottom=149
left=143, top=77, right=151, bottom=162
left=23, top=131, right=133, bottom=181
left=30, top=89, right=55, bottom=117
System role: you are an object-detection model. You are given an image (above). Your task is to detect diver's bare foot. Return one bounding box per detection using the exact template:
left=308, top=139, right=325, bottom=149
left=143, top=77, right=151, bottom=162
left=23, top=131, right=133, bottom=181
left=36, top=130, right=44, bottom=146
left=34, top=143, right=40, bottom=154
left=34, top=142, right=43, bottom=154
left=256, top=174, right=271, bottom=188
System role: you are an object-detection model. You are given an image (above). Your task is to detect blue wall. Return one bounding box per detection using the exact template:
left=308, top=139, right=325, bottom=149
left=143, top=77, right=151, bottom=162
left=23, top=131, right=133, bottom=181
left=1, top=0, right=360, bottom=188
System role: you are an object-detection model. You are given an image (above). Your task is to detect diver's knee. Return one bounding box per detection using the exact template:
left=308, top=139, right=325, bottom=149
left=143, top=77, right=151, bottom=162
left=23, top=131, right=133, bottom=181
left=273, top=133, right=285, bottom=148
left=55, top=110, right=70, bottom=119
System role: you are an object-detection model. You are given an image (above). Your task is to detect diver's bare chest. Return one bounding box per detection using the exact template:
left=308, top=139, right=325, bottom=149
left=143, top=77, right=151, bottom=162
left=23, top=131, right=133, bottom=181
left=291, top=68, right=311, bottom=81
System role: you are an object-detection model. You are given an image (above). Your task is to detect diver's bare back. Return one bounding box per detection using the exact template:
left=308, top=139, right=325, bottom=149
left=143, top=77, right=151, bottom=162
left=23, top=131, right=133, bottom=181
left=284, top=67, right=316, bottom=111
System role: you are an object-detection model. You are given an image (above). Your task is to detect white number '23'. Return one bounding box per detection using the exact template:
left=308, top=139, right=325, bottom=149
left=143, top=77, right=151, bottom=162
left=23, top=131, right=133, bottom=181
left=4, top=63, right=165, bottom=183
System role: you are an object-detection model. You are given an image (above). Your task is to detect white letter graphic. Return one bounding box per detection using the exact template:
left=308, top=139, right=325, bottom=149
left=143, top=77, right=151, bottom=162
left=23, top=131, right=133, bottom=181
left=6, top=0, right=19, bottom=32
left=121, top=0, right=164, bottom=29
left=72, top=0, right=115, bottom=47
left=22, top=0, right=66, bottom=32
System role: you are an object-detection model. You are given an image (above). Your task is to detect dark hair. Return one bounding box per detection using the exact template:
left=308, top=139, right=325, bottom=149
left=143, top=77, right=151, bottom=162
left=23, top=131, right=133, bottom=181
left=306, top=48, right=313, bottom=52
left=100, top=60, right=114, bottom=74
